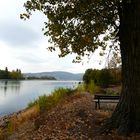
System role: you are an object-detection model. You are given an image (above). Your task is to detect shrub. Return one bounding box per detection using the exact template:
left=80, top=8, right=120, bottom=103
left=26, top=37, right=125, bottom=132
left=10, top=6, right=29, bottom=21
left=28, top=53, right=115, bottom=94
left=52, top=88, right=74, bottom=102
left=38, top=95, right=53, bottom=111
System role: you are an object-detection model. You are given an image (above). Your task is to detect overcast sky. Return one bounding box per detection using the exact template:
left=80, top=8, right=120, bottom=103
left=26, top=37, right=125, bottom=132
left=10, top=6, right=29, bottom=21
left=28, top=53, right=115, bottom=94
left=0, top=0, right=107, bottom=73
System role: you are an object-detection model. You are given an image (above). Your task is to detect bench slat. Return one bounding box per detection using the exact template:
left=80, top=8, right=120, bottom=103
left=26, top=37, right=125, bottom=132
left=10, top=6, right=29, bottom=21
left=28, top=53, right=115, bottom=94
left=94, top=94, right=120, bottom=109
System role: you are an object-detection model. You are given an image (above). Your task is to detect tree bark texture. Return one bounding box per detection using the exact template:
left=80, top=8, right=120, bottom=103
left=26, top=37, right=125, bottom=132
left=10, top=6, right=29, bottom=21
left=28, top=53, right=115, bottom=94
left=101, top=0, right=140, bottom=135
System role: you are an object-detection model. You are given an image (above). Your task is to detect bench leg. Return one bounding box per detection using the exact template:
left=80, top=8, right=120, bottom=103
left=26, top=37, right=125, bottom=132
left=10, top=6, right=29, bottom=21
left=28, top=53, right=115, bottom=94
left=95, top=101, right=101, bottom=109
left=98, top=102, right=100, bottom=109
left=95, top=102, right=100, bottom=109
left=95, top=102, right=97, bottom=109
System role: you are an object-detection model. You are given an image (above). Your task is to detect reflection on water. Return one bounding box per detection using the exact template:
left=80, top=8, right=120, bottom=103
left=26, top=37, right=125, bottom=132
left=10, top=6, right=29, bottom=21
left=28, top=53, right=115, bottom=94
left=0, top=80, right=79, bottom=116
left=0, top=80, right=21, bottom=96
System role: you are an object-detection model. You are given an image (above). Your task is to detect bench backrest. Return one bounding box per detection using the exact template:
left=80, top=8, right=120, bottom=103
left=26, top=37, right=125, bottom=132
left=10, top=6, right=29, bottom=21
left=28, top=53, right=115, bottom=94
left=94, top=94, right=120, bottom=100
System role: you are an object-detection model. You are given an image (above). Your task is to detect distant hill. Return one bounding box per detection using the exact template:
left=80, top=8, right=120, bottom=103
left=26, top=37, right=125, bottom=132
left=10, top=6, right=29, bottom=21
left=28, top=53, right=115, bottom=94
left=24, top=71, right=83, bottom=80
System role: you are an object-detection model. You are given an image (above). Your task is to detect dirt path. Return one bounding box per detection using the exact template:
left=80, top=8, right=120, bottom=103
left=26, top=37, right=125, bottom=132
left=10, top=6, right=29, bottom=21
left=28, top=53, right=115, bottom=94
left=6, top=93, right=103, bottom=139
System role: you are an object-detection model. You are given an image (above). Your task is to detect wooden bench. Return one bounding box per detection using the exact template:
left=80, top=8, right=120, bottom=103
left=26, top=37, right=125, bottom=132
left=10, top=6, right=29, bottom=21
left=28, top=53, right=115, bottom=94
left=94, top=94, right=120, bottom=109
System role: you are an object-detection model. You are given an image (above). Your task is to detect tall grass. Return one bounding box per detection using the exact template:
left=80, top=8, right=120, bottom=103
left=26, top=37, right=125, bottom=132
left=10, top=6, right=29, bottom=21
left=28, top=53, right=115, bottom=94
left=75, top=82, right=86, bottom=92
left=73, top=81, right=100, bottom=95
left=85, top=80, right=101, bottom=95
left=27, top=82, right=100, bottom=112
left=28, top=88, right=75, bottom=112
left=74, top=81, right=101, bottom=95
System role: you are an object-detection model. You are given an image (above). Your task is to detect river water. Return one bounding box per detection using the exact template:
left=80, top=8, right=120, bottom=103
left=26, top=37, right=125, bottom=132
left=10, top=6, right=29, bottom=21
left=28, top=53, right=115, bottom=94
left=0, top=80, right=79, bottom=116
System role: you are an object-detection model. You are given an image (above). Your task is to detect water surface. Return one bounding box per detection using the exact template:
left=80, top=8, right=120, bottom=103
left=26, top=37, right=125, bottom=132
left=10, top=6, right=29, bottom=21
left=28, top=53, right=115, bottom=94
left=0, top=80, right=79, bottom=116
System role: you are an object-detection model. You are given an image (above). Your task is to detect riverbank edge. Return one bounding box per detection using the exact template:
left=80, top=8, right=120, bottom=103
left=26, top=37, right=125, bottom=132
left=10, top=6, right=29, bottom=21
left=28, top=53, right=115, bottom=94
left=0, top=105, right=39, bottom=131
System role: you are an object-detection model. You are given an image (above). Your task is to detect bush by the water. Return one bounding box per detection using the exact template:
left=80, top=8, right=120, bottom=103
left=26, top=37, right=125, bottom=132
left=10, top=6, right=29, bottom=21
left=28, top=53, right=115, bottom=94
left=28, top=88, right=75, bottom=112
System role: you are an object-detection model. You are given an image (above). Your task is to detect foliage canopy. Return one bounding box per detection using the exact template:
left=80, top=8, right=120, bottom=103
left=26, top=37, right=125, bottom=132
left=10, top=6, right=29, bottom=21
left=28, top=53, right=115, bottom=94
left=21, top=0, right=120, bottom=61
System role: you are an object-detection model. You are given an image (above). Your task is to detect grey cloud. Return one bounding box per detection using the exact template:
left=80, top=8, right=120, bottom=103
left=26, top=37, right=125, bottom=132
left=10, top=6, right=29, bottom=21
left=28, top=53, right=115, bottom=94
left=0, top=22, right=41, bottom=47
left=15, top=54, right=44, bottom=64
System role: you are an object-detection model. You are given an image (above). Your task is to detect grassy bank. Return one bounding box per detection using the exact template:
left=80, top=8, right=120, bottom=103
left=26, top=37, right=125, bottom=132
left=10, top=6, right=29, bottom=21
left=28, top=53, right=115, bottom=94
left=28, top=88, right=76, bottom=112
left=0, top=88, right=76, bottom=139
left=27, top=81, right=108, bottom=113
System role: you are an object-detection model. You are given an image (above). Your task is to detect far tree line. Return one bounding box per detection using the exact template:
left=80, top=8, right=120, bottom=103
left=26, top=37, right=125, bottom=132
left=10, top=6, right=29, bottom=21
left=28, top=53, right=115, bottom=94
left=0, top=67, right=24, bottom=80
left=0, top=67, right=56, bottom=80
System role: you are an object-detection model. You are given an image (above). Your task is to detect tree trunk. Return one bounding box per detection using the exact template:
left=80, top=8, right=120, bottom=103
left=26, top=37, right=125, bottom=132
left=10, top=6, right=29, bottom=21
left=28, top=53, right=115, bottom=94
left=101, top=0, right=140, bottom=135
